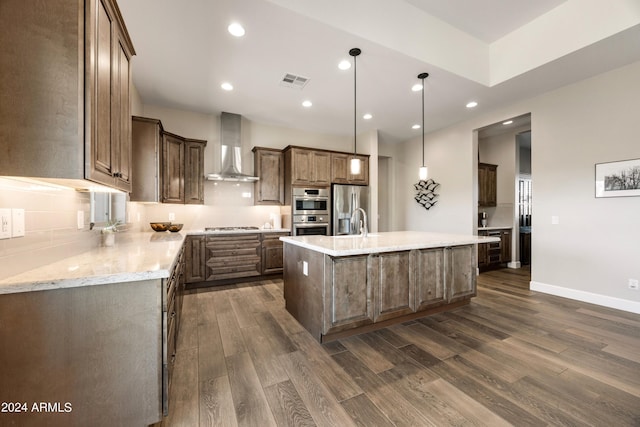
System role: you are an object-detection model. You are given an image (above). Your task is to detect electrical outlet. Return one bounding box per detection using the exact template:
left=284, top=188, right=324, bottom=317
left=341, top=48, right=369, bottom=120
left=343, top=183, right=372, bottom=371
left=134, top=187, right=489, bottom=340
left=168, top=212, right=175, bottom=221
left=0, top=208, right=12, bottom=239
left=629, top=279, right=639, bottom=290
left=11, top=208, right=25, bottom=237
left=303, top=261, right=308, bottom=276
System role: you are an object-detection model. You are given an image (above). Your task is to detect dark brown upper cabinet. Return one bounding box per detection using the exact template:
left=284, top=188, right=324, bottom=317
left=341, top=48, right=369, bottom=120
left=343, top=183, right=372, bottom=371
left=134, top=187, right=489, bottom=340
left=0, top=0, right=135, bottom=192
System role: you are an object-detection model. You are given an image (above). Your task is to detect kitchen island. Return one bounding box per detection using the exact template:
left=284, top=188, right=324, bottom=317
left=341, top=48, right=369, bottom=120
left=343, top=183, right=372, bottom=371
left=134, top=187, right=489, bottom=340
left=280, top=231, right=499, bottom=342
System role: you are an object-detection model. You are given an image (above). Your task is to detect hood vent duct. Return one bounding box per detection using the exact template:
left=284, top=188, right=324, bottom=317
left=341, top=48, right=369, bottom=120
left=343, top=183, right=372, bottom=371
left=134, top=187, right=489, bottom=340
left=207, top=112, right=259, bottom=182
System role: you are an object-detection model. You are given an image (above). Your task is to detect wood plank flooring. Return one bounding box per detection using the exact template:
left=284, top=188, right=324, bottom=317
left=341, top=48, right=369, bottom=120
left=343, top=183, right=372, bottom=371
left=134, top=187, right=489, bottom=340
left=160, top=268, right=640, bottom=426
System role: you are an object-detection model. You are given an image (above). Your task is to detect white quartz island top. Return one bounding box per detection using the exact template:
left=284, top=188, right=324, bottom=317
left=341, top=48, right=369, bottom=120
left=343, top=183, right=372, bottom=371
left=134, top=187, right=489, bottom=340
left=0, top=231, right=186, bottom=295
left=280, top=231, right=500, bottom=257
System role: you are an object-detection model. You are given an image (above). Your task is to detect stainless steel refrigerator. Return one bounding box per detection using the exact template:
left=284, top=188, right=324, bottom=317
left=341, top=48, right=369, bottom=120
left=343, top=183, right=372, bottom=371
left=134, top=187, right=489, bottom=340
left=332, top=184, right=369, bottom=236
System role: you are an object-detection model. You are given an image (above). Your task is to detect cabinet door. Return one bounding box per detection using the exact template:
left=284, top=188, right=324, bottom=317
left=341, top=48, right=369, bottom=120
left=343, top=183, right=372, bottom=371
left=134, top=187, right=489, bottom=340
left=185, top=236, right=206, bottom=283
left=350, top=155, right=369, bottom=185
left=324, top=255, right=373, bottom=334
left=113, top=34, right=132, bottom=192
left=262, top=233, right=288, bottom=274
left=370, top=251, right=413, bottom=322
left=184, top=139, right=206, bottom=204
left=412, top=248, right=447, bottom=311
left=290, top=148, right=312, bottom=185
left=254, top=149, right=284, bottom=205
left=501, top=230, right=512, bottom=263
left=478, top=163, right=497, bottom=207
left=446, top=245, right=476, bottom=302
left=312, top=151, right=331, bottom=185
left=331, top=153, right=349, bottom=184
left=90, top=0, right=116, bottom=185
left=162, top=133, right=184, bottom=203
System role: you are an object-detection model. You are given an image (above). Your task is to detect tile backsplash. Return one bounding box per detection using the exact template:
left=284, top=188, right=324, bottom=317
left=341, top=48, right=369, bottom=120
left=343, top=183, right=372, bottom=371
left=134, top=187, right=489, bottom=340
left=0, top=177, right=98, bottom=280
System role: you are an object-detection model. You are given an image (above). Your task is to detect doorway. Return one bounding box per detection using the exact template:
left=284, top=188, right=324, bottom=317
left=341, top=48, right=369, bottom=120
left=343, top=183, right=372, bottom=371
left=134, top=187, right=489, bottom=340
left=476, top=114, right=532, bottom=284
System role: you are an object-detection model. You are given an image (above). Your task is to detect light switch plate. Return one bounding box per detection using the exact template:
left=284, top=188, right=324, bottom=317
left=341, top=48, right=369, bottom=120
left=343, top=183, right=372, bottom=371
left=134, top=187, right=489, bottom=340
left=0, top=208, right=12, bottom=239
left=303, top=261, right=308, bottom=276
left=11, top=208, right=25, bottom=237
left=551, top=215, right=560, bottom=225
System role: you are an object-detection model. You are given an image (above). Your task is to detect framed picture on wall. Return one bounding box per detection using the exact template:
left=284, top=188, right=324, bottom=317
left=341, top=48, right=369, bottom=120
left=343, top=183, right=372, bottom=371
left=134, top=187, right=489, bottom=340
left=595, top=158, right=640, bottom=198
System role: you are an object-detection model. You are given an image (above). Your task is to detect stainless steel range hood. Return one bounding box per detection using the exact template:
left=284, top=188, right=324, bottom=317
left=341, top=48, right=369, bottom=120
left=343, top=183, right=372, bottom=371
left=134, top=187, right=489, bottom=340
left=206, top=112, right=259, bottom=182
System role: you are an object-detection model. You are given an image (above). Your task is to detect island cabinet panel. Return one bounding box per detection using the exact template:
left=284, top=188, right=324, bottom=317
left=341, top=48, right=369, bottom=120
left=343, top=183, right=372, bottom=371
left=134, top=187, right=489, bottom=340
left=446, top=245, right=477, bottom=303
left=205, top=234, right=261, bottom=281
left=369, top=251, right=414, bottom=322
left=283, top=244, right=325, bottom=341
left=324, top=255, right=373, bottom=334
left=412, top=248, right=447, bottom=311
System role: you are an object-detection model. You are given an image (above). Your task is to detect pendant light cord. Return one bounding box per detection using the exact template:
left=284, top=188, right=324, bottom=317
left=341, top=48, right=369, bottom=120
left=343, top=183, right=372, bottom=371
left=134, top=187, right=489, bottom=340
left=349, top=48, right=361, bottom=155
left=353, top=52, right=357, bottom=154
left=421, top=76, right=424, bottom=167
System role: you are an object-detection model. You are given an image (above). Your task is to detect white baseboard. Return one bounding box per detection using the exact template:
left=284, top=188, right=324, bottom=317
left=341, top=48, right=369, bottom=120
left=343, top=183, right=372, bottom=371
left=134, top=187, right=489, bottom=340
left=507, top=261, right=521, bottom=269
left=530, top=281, right=640, bottom=314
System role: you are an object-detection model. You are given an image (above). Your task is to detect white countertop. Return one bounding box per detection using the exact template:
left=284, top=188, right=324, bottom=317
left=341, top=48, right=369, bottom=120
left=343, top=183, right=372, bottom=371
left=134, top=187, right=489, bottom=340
left=0, top=231, right=186, bottom=295
left=478, top=226, right=513, bottom=231
left=280, top=231, right=500, bottom=257
left=0, top=228, right=292, bottom=295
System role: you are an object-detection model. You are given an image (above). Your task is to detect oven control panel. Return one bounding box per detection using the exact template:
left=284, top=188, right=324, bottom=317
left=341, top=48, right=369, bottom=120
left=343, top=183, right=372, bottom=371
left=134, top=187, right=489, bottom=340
left=293, top=214, right=328, bottom=223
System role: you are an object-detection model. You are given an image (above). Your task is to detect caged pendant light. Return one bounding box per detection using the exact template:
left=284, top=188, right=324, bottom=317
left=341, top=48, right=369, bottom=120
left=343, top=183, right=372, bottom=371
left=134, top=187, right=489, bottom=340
left=349, top=48, right=362, bottom=175
left=417, top=72, right=429, bottom=180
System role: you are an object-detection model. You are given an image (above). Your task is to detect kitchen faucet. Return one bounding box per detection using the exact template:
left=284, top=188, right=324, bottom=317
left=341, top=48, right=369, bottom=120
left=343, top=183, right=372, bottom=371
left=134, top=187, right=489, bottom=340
left=350, top=208, right=368, bottom=237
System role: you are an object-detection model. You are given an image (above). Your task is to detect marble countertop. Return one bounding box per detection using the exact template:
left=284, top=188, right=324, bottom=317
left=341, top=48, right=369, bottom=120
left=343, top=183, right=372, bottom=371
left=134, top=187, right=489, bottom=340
left=0, top=231, right=186, bottom=295
left=280, top=231, right=500, bottom=257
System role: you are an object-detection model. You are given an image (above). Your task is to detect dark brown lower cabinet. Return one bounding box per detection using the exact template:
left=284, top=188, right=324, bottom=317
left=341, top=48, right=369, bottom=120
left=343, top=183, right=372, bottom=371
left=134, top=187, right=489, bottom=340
left=184, top=235, right=206, bottom=283
left=478, top=228, right=512, bottom=271
left=284, top=243, right=476, bottom=342
left=184, top=232, right=289, bottom=284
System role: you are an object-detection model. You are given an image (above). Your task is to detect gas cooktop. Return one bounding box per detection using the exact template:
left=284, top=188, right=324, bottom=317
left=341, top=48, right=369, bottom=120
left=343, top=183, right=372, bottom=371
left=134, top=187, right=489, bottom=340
left=205, top=226, right=260, bottom=231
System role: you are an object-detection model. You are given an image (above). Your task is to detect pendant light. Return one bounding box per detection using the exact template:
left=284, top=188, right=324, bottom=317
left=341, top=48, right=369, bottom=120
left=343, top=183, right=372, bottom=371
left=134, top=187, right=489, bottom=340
left=417, top=72, right=429, bottom=180
left=349, top=48, right=362, bottom=175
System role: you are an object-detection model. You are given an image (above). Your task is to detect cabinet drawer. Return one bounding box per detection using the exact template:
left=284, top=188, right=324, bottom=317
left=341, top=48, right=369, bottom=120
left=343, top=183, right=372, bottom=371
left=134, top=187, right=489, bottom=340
left=207, top=247, right=259, bottom=257
left=206, top=234, right=260, bottom=244
left=207, top=265, right=261, bottom=280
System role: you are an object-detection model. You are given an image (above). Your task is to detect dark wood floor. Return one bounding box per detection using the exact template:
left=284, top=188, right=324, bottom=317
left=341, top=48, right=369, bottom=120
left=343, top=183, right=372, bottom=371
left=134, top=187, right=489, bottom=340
left=161, top=268, right=640, bottom=426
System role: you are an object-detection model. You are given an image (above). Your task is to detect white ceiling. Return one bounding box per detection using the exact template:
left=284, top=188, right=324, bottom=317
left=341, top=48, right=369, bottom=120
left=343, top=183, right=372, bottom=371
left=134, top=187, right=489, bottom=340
left=118, top=0, right=640, bottom=144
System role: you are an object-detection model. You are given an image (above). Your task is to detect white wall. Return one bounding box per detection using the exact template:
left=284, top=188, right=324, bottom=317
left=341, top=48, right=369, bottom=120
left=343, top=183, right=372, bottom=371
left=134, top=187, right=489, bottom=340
left=395, top=60, right=640, bottom=312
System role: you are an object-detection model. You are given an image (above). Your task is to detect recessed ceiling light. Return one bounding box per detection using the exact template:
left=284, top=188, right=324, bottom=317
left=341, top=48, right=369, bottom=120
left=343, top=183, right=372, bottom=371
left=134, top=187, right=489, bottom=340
left=338, top=60, right=351, bottom=70
left=221, top=82, right=233, bottom=91
left=228, top=23, right=245, bottom=37
left=412, top=124, right=421, bottom=129
left=411, top=84, right=423, bottom=92
left=466, top=101, right=478, bottom=108
left=502, top=120, right=513, bottom=125
left=302, top=100, right=312, bottom=108
left=363, top=113, right=372, bottom=120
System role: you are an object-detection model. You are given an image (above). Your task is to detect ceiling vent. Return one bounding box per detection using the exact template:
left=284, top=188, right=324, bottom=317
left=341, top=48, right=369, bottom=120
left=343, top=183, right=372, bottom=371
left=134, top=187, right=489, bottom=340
left=280, top=73, right=309, bottom=89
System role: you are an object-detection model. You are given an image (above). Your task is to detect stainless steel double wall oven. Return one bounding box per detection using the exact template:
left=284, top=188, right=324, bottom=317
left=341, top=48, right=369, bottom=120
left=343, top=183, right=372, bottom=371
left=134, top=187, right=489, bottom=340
left=292, top=187, right=330, bottom=236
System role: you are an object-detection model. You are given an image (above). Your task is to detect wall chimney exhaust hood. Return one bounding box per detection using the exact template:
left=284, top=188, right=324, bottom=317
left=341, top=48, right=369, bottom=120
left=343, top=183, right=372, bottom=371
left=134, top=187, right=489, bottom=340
left=206, top=112, right=259, bottom=182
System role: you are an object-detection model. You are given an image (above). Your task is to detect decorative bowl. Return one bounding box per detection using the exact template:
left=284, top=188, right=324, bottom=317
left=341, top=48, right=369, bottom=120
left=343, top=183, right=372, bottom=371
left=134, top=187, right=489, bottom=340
left=150, top=222, right=171, bottom=232
left=168, top=223, right=183, bottom=232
